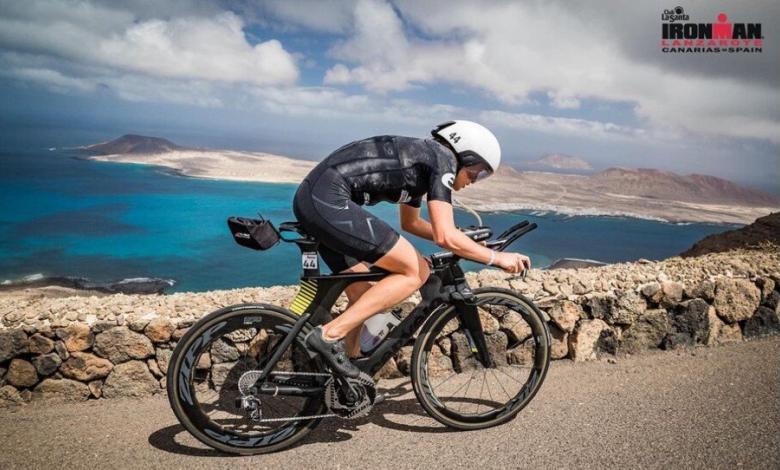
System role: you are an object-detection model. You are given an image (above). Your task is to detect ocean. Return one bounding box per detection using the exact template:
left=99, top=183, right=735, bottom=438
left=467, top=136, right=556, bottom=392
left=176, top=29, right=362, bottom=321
left=0, top=143, right=738, bottom=293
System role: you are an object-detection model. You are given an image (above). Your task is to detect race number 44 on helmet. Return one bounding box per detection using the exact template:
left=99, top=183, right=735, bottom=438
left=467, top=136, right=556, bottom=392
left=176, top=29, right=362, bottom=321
left=431, top=120, right=502, bottom=182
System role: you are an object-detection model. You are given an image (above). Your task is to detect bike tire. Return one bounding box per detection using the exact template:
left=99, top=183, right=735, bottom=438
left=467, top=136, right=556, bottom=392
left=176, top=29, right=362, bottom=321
left=167, top=303, right=326, bottom=455
left=410, top=287, right=551, bottom=430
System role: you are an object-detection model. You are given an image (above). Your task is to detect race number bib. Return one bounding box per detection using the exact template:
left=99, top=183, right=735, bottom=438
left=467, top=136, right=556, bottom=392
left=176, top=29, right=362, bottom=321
left=302, top=252, right=318, bottom=270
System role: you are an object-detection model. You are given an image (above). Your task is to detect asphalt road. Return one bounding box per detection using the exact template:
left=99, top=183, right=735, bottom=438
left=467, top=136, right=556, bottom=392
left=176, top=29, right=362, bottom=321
left=1, top=337, right=778, bottom=469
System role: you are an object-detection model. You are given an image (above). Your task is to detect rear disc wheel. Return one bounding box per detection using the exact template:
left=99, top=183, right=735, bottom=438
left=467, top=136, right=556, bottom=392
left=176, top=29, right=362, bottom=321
left=167, top=305, right=326, bottom=455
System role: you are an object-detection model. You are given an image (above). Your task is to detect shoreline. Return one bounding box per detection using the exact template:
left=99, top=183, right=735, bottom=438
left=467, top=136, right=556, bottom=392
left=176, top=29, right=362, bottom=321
left=86, top=149, right=778, bottom=225
left=0, top=274, right=175, bottom=296
left=88, top=149, right=312, bottom=184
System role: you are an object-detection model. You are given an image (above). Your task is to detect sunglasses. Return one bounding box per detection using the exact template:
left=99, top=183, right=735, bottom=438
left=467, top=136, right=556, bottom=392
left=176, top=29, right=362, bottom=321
left=464, top=163, right=493, bottom=182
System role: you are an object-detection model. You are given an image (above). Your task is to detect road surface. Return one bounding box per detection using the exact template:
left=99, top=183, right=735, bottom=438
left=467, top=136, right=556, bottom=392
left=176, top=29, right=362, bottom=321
left=1, top=337, right=778, bottom=469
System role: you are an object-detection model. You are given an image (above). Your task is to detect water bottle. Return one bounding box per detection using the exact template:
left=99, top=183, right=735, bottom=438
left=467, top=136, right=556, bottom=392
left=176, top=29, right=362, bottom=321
left=359, top=309, right=402, bottom=355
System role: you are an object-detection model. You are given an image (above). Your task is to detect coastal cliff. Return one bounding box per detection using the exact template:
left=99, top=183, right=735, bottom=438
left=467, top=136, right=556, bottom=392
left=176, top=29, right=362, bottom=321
left=2, top=244, right=778, bottom=406
left=681, top=212, right=780, bottom=257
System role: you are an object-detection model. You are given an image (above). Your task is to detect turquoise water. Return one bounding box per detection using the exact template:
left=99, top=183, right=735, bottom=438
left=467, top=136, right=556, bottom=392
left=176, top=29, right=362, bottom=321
left=0, top=146, right=737, bottom=292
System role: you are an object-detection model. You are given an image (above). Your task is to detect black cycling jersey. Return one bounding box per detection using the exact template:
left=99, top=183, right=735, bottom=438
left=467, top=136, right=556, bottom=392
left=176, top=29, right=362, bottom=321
left=306, top=135, right=458, bottom=208
left=292, top=135, right=457, bottom=273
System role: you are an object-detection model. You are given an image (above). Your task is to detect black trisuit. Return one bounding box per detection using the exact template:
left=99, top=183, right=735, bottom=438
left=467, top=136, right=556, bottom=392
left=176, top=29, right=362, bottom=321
left=293, top=135, right=457, bottom=273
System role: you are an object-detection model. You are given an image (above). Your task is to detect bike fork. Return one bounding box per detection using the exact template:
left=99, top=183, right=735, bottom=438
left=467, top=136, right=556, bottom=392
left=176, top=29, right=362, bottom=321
left=457, top=302, right=495, bottom=368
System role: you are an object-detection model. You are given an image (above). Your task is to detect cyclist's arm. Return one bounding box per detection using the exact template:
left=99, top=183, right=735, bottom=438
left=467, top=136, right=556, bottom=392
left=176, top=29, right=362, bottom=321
left=428, top=200, right=495, bottom=264
left=399, top=204, right=435, bottom=241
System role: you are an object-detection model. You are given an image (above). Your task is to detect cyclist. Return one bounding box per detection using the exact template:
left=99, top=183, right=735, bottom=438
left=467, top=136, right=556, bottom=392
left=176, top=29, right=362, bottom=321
left=297, top=120, right=531, bottom=378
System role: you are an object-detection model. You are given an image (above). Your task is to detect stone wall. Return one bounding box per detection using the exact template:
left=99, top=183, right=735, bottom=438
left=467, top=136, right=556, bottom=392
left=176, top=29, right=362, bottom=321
left=1, top=245, right=778, bottom=406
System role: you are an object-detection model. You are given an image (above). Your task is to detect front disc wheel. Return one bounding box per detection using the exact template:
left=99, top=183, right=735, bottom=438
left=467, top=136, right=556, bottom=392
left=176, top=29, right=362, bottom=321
left=411, top=288, right=551, bottom=430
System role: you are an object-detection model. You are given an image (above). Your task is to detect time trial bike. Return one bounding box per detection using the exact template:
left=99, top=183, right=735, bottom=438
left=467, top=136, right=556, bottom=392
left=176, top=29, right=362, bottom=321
left=167, top=217, right=550, bottom=454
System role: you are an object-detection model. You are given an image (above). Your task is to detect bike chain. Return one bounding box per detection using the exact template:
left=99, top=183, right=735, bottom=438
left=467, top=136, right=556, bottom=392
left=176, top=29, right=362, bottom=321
left=237, top=370, right=376, bottom=422
left=238, top=370, right=330, bottom=395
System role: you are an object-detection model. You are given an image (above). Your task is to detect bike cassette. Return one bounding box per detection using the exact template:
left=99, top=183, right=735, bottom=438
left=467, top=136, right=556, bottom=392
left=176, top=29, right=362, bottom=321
left=324, top=371, right=376, bottom=419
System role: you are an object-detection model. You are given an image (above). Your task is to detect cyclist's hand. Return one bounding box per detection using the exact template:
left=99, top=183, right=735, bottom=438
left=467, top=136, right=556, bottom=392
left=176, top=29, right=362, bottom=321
left=495, top=252, right=531, bottom=274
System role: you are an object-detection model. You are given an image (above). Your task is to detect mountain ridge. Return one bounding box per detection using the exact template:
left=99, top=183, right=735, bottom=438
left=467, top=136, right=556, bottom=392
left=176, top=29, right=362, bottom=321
left=591, top=167, right=779, bottom=207
left=526, top=153, right=592, bottom=171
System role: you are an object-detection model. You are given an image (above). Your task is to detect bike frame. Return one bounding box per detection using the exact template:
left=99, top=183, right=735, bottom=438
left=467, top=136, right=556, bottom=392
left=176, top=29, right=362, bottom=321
left=255, top=220, right=537, bottom=388
left=257, top=256, right=483, bottom=384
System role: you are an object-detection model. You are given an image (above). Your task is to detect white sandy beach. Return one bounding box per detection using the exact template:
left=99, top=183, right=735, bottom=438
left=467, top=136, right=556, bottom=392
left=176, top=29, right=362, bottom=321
left=89, top=150, right=778, bottom=225
left=90, top=149, right=316, bottom=184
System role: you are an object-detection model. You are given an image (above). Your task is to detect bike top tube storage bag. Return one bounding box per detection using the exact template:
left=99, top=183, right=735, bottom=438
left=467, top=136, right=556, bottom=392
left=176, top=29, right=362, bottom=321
left=227, top=215, right=281, bottom=250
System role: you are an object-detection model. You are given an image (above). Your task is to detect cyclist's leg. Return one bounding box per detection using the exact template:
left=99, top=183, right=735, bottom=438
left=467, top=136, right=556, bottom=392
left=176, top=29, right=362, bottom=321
left=322, top=236, right=430, bottom=340
left=342, top=264, right=372, bottom=357
left=318, top=245, right=372, bottom=357
left=294, top=170, right=429, bottom=341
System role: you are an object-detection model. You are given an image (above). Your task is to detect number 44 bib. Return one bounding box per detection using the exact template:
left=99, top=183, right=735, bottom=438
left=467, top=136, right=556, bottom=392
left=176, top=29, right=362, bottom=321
left=302, top=252, right=318, bottom=270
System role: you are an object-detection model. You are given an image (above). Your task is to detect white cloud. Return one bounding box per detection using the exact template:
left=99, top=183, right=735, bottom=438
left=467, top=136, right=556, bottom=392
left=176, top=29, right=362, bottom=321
left=251, top=86, right=371, bottom=117
left=8, top=67, right=98, bottom=94
left=1, top=0, right=777, bottom=157
left=253, top=0, right=356, bottom=33
left=323, top=0, right=780, bottom=143
left=0, top=1, right=299, bottom=87
left=324, top=0, right=458, bottom=94
left=478, top=110, right=645, bottom=141
left=244, top=84, right=643, bottom=144
left=547, top=91, right=581, bottom=110
left=96, top=14, right=297, bottom=85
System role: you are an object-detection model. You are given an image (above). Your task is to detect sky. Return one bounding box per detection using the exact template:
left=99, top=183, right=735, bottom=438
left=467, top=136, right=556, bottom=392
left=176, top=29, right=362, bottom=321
left=0, top=0, right=778, bottom=193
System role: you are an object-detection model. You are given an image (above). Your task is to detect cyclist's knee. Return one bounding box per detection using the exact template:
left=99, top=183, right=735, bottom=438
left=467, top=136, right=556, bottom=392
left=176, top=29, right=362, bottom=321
left=416, top=255, right=431, bottom=287
left=338, top=263, right=371, bottom=303
left=344, top=280, right=371, bottom=303
left=374, top=236, right=428, bottom=288
left=401, top=255, right=428, bottom=291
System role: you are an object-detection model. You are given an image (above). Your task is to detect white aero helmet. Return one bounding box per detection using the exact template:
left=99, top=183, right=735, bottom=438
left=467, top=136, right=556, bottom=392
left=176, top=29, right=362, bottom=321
left=431, top=120, right=501, bottom=181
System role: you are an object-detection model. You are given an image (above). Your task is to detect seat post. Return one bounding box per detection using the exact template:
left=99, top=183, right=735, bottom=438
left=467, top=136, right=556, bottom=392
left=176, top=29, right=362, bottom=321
left=294, top=237, right=321, bottom=277
left=279, top=221, right=322, bottom=278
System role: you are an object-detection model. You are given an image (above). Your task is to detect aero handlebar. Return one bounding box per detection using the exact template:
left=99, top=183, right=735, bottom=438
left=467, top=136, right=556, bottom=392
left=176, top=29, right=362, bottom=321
left=461, top=220, right=537, bottom=253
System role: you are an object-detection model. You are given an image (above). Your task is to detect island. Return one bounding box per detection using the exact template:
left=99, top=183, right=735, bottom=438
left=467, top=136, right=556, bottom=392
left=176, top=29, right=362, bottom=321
left=84, top=135, right=780, bottom=224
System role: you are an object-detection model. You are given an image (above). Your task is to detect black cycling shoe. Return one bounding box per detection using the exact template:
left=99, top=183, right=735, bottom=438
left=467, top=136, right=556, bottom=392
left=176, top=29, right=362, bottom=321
left=304, top=326, right=361, bottom=379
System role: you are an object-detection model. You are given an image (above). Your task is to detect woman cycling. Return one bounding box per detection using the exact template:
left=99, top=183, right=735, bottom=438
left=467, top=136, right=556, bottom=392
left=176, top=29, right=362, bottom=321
left=295, top=120, right=531, bottom=378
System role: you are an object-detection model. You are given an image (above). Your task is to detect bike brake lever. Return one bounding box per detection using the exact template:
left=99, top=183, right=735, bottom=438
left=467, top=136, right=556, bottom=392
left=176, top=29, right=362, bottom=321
left=506, top=268, right=529, bottom=282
